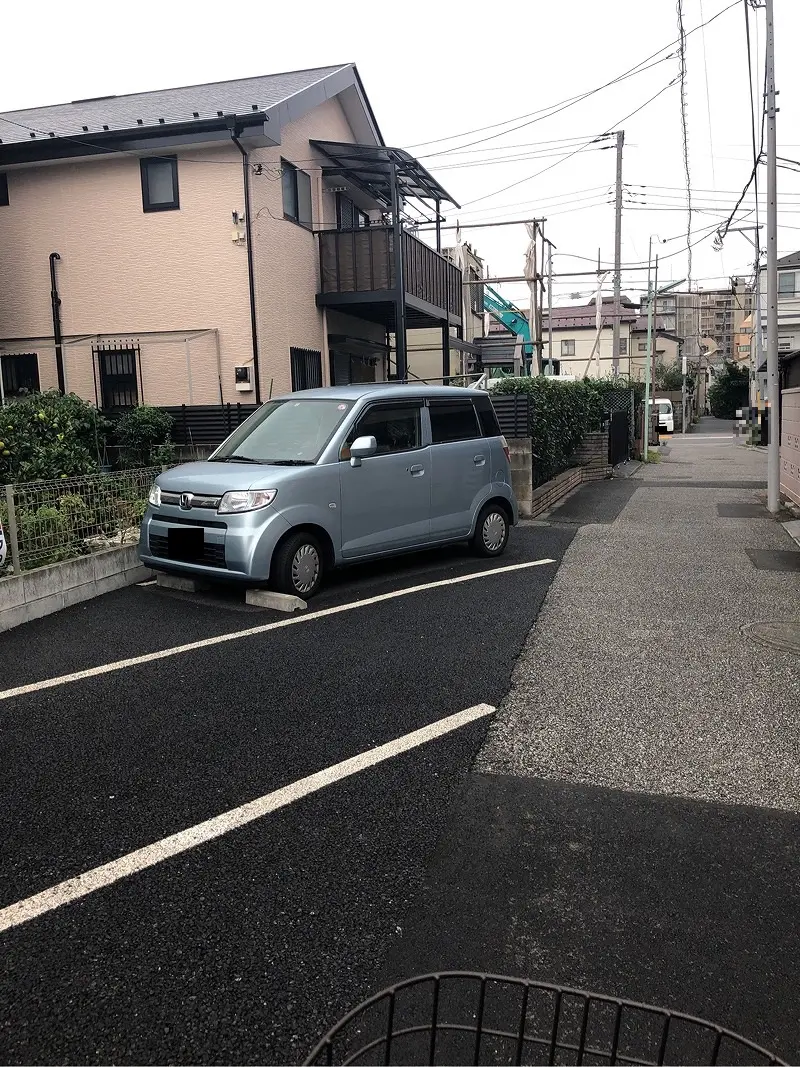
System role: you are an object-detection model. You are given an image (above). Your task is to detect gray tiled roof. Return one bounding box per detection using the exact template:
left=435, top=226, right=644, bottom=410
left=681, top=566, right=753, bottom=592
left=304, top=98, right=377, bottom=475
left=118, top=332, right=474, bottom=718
left=0, top=65, right=349, bottom=145
left=777, top=251, right=800, bottom=269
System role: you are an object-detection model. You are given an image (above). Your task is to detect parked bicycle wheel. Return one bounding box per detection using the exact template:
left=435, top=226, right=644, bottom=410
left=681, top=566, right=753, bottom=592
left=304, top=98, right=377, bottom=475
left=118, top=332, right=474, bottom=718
left=304, top=971, right=785, bottom=1066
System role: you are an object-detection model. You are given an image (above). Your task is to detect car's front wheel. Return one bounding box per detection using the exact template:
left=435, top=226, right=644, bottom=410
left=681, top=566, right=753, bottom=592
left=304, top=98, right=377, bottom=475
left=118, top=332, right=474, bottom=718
left=471, top=503, right=510, bottom=558
left=271, top=532, right=324, bottom=599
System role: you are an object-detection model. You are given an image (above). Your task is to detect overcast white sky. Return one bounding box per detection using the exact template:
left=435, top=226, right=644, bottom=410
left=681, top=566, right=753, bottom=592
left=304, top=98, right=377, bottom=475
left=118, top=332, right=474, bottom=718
left=5, top=0, right=799, bottom=306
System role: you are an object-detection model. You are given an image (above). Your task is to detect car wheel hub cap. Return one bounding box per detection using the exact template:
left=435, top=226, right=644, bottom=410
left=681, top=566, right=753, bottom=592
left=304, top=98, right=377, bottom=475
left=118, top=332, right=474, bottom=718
left=292, top=544, right=319, bottom=594
left=483, top=513, right=506, bottom=551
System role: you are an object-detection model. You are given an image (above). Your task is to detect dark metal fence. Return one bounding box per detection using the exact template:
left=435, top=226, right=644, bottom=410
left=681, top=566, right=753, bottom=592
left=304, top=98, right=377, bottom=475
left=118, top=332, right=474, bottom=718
left=160, top=404, right=257, bottom=447
left=490, top=394, right=532, bottom=438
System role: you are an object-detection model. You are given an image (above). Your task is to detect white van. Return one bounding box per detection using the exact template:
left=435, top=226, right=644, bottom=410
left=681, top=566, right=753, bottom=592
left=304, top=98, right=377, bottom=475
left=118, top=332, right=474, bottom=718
left=649, top=397, right=674, bottom=434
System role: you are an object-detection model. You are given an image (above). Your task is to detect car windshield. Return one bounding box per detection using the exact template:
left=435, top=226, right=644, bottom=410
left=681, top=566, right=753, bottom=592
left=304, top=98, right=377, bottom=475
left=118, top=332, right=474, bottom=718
left=655, top=402, right=672, bottom=414
left=211, top=398, right=354, bottom=464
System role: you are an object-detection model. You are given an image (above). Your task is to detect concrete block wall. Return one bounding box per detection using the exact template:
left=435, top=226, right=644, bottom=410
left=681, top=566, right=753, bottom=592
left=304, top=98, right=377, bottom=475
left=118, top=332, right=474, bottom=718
left=0, top=545, right=152, bottom=633
left=508, top=438, right=533, bottom=519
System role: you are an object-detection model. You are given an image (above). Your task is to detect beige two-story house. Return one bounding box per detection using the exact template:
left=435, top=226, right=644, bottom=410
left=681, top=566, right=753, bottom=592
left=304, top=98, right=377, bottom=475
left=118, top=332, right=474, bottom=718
left=0, top=65, right=462, bottom=437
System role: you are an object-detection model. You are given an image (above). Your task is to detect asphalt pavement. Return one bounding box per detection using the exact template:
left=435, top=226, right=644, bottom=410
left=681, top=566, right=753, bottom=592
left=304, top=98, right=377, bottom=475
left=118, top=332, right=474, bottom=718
left=0, top=526, right=573, bottom=1064
left=390, top=421, right=800, bottom=1064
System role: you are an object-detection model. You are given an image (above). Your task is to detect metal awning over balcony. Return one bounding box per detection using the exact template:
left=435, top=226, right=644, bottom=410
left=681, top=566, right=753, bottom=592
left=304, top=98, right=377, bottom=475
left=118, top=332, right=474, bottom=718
left=312, top=141, right=461, bottom=379
left=310, top=141, right=459, bottom=210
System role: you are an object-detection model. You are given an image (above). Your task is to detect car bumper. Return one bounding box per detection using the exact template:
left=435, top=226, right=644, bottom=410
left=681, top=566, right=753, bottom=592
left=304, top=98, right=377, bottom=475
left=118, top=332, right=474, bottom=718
left=138, top=505, right=293, bottom=582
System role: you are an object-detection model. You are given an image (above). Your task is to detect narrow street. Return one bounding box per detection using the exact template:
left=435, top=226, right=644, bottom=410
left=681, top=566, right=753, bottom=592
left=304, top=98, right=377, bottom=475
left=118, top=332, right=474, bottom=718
left=386, top=420, right=800, bottom=1064
left=1, top=423, right=798, bottom=1064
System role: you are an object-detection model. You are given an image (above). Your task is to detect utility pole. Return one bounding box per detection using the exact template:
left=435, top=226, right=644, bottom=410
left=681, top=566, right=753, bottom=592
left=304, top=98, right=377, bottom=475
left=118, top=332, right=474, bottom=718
left=644, top=248, right=658, bottom=460
left=612, top=130, right=624, bottom=375
left=765, top=0, right=780, bottom=513
left=546, top=239, right=555, bottom=374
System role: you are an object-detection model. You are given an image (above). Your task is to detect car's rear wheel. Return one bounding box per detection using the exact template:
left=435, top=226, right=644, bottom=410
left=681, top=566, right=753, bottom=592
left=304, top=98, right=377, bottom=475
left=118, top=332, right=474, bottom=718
left=471, top=503, right=510, bottom=557
left=271, top=532, right=324, bottom=599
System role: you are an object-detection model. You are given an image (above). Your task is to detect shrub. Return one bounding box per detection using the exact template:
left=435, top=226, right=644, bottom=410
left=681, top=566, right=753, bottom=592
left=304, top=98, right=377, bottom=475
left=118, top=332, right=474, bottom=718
left=492, top=377, right=606, bottom=485
left=708, top=362, right=749, bottom=420
left=0, top=392, right=111, bottom=483
left=114, top=406, right=174, bottom=468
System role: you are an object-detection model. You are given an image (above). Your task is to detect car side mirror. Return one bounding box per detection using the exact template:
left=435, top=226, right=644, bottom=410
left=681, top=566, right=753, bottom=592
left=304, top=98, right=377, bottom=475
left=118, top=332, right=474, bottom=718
left=349, top=435, right=378, bottom=467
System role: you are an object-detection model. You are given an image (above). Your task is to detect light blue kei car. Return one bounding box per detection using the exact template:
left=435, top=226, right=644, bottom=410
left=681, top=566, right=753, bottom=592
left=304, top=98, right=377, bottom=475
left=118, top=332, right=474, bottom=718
left=139, top=384, right=519, bottom=599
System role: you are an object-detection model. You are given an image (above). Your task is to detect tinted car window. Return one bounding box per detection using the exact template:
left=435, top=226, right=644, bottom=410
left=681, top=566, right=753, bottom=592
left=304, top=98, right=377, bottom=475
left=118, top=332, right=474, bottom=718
left=429, top=400, right=480, bottom=444
left=347, top=403, right=422, bottom=455
left=472, top=394, right=502, bottom=437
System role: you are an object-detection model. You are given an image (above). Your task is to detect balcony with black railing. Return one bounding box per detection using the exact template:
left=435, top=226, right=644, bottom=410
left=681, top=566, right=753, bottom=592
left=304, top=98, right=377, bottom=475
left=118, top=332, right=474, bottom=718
left=316, top=226, right=462, bottom=329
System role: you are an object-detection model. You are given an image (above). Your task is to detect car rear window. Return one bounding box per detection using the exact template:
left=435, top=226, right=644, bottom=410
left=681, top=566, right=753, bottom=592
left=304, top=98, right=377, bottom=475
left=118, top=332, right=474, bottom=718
left=472, top=394, right=502, bottom=437
left=429, top=399, right=481, bottom=443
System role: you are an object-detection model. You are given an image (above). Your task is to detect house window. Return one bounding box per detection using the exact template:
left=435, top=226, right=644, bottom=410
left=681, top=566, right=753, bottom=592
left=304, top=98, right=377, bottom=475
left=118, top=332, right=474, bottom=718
left=638, top=342, right=648, bottom=351
left=561, top=339, right=575, bottom=356
left=0, top=174, right=8, bottom=207
left=469, top=268, right=484, bottom=314
left=290, top=347, right=323, bottom=391
left=738, top=344, right=751, bottom=353
left=779, top=272, right=796, bottom=297
left=282, top=161, right=312, bottom=227
left=140, top=157, right=179, bottom=212
left=1, top=353, right=39, bottom=397
left=96, top=347, right=140, bottom=409
left=618, top=337, right=628, bottom=356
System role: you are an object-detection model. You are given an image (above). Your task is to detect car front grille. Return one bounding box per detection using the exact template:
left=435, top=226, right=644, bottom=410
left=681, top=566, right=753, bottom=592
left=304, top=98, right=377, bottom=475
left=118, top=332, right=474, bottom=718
left=160, top=491, right=222, bottom=511
left=148, top=533, right=227, bottom=569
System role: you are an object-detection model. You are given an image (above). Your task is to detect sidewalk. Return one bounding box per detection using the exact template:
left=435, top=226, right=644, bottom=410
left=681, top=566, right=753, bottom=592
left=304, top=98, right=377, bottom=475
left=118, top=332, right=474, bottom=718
left=386, top=418, right=800, bottom=1062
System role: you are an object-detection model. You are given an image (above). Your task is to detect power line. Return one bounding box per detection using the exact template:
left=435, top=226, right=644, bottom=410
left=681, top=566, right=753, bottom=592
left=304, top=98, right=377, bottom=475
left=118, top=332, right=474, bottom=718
left=404, top=0, right=738, bottom=155
left=461, top=78, right=677, bottom=209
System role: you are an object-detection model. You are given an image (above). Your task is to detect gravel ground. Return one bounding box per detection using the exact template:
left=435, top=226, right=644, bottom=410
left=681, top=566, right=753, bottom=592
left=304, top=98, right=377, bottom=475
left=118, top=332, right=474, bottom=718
left=476, top=420, right=800, bottom=811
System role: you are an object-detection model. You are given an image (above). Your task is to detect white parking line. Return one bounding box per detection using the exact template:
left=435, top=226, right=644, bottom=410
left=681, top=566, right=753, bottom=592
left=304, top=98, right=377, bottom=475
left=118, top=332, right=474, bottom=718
left=0, top=703, right=495, bottom=934
left=0, top=559, right=555, bottom=703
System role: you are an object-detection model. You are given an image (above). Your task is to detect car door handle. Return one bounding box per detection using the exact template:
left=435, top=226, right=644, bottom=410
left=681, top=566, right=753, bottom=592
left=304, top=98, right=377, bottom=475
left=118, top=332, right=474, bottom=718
left=409, top=464, right=425, bottom=476
left=473, top=455, right=486, bottom=466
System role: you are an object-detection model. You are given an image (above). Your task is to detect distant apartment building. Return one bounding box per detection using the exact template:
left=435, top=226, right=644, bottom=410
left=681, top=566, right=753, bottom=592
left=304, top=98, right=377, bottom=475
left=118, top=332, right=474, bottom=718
left=645, top=292, right=700, bottom=363
left=698, top=277, right=753, bottom=362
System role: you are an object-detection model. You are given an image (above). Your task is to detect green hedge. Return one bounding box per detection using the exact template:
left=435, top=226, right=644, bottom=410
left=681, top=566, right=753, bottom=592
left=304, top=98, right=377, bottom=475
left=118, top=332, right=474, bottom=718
left=492, top=375, right=646, bottom=484
left=492, top=376, right=606, bottom=485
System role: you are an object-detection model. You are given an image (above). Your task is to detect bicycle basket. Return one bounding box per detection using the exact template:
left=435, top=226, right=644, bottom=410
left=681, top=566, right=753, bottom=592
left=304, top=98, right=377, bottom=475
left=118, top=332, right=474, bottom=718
left=304, top=971, right=786, bottom=1066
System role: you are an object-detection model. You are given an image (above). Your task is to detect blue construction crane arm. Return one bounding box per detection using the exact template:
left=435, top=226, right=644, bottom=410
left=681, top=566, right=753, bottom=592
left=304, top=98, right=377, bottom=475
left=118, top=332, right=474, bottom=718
left=483, top=284, right=532, bottom=346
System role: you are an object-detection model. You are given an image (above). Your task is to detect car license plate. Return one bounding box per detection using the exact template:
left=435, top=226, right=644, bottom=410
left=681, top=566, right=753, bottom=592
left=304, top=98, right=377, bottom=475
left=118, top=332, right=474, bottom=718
left=168, top=526, right=204, bottom=562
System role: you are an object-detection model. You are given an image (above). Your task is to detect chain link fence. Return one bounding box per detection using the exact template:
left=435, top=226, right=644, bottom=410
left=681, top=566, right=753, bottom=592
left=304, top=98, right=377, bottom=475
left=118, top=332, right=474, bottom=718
left=1, top=467, right=161, bottom=575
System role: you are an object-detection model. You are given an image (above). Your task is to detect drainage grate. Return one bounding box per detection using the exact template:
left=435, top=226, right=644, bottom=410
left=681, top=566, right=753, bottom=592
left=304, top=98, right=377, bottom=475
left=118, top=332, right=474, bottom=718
left=717, top=503, right=766, bottom=517
left=746, top=549, right=800, bottom=572
left=742, top=621, right=800, bottom=654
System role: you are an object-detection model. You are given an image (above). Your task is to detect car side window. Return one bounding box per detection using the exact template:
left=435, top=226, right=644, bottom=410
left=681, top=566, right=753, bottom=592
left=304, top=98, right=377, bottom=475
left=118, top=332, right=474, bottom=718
left=429, top=399, right=481, bottom=444
left=345, top=403, right=422, bottom=455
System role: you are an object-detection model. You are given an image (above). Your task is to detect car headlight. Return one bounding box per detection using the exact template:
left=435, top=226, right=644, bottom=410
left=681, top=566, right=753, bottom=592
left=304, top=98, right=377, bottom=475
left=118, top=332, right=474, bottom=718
left=148, top=484, right=161, bottom=507
left=218, top=489, right=277, bottom=514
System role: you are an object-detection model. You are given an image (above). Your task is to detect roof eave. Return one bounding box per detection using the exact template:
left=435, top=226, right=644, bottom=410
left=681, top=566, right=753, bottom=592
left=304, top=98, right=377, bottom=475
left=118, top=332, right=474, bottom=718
left=0, top=112, right=272, bottom=166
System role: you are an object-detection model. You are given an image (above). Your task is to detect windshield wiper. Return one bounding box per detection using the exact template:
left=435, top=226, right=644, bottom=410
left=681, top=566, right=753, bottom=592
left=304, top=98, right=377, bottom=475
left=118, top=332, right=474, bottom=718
left=266, top=459, right=314, bottom=466
left=216, top=455, right=262, bottom=464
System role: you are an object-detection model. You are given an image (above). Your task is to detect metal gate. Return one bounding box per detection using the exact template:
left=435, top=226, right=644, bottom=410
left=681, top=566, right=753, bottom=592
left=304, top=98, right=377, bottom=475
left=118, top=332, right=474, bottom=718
left=608, top=411, right=630, bottom=464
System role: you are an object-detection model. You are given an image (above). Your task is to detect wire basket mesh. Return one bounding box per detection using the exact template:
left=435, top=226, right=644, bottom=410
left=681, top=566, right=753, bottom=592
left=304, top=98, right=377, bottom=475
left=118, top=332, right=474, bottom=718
left=304, top=973, right=786, bottom=1067
left=5, top=466, right=160, bottom=572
